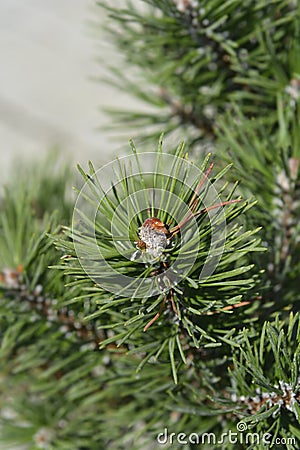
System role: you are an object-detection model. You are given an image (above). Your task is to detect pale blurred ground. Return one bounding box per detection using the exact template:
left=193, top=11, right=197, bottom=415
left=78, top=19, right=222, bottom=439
left=0, top=0, right=141, bottom=182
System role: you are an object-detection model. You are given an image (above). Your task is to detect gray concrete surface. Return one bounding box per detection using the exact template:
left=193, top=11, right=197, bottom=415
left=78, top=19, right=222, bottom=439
left=0, top=0, right=141, bottom=181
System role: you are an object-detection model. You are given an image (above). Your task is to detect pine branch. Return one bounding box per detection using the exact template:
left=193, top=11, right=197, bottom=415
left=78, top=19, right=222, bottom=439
left=55, top=137, right=264, bottom=385
left=217, top=100, right=300, bottom=316
left=98, top=0, right=297, bottom=142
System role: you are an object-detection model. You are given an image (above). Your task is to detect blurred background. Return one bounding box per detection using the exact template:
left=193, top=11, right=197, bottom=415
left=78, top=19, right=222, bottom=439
left=0, top=0, right=139, bottom=182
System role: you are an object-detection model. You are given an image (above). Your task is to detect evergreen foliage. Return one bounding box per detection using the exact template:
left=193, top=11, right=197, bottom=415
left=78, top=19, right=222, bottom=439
left=100, top=0, right=299, bottom=144
left=1, top=1, right=300, bottom=449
